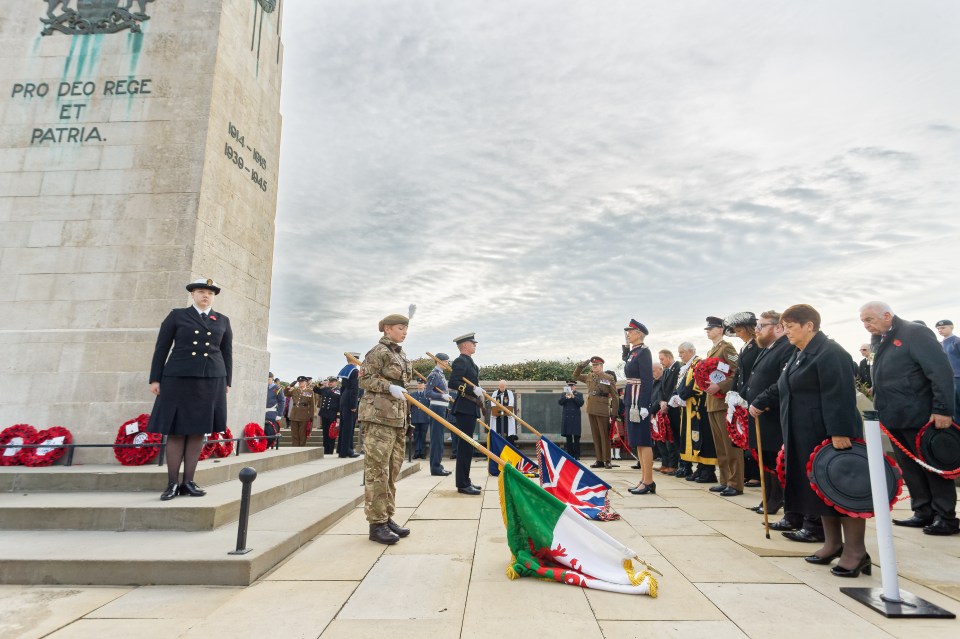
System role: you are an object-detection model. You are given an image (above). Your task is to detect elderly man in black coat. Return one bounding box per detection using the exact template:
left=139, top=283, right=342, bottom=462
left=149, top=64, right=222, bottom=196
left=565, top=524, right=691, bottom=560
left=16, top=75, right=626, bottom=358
left=861, top=301, right=958, bottom=536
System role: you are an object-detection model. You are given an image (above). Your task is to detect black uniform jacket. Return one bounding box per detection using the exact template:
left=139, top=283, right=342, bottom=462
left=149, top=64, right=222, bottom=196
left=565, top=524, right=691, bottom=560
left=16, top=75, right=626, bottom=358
left=317, top=386, right=341, bottom=419
left=733, top=339, right=760, bottom=394
left=871, top=316, right=955, bottom=431
left=449, top=353, right=482, bottom=417
left=149, top=307, right=232, bottom=385
left=559, top=391, right=584, bottom=436
left=744, top=335, right=795, bottom=451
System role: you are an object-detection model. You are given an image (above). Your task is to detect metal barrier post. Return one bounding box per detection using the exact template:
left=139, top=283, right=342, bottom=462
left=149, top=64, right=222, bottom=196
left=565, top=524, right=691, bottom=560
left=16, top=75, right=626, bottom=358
left=228, top=467, right=257, bottom=555
left=157, top=436, right=167, bottom=466
left=65, top=445, right=75, bottom=466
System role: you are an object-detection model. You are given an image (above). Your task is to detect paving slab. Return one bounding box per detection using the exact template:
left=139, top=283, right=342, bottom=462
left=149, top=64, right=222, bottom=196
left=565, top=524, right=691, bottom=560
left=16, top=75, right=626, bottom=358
left=410, top=490, right=483, bottom=520
left=384, top=518, right=478, bottom=556
left=324, top=507, right=415, bottom=535
left=664, top=495, right=759, bottom=521
left=0, top=586, right=130, bottom=639
left=697, top=582, right=895, bottom=638
left=264, top=533, right=387, bottom=581
left=45, top=618, right=197, bottom=639
left=83, top=585, right=239, bottom=618
left=599, top=620, right=749, bottom=638
left=320, top=619, right=461, bottom=639
left=706, top=519, right=812, bottom=557
left=179, top=580, right=356, bottom=639
left=337, top=554, right=471, bottom=620
left=864, top=532, right=960, bottom=594
left=647, top=535, right=798, bottom=583
left=618, top=506, right=722, bottom=537
left=470, top=508, right=516, bottom=583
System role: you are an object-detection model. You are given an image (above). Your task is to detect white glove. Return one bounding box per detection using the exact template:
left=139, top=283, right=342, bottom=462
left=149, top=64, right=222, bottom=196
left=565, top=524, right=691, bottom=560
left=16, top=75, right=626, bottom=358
left=668, top=395, right=682, bottom=408
left=388, top=384, right=406, bottom=399
left=442, top=393, right=452, bottom=402
left=640, top=407, right=649, bottom=420
left=738, top=396, right=749, bottom=408
left=725, top=391, right=741, bottom=407
left=473, top=385, right=485, bottom=397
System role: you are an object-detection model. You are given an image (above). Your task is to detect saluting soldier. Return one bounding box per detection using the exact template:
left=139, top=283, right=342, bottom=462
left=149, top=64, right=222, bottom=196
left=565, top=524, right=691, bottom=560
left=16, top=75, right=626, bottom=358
left=284, top=376, right=317, bottom=447
left=572, top=356, right=620, bottom=469
left=148, top=278, right=232, bottom=501
left=317, top=377, right=341, bottom=455
left=703, top=316, right=743, bottom=495
left=358, top=313, right=413, bottom=545
left=449, top=333, right=484, bottom=495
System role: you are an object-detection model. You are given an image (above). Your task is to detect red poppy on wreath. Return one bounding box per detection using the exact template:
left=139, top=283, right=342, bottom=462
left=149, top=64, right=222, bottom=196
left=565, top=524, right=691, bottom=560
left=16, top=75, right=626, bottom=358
left=650, top=409, right=673, bottom=443
left=199, top=432, right=220, bottom=460
left=0, top=424, right=38, bottom=466
left=692, top=357, right=731, bottom=399
left=725, top=405, right=750, bottom=449
left=113, top=414, right=162, bottom=466
left=244, top=422, right=268, bottom=453
left=892, top=339, right=902, bottom=347
left=21, top=426, right=73, bottom=467
left=776, top=445, right=786, bottom=488
left=214, top=427, right=235, bottom=457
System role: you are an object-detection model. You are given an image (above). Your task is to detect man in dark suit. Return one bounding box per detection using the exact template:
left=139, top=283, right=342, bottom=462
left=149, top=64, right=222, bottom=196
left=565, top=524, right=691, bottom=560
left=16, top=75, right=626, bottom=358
left=317, top=377, right=341, bottom=455
left=658, top=349, right=683, bottom=475
left=337, top=353, right=362, bottom=458
left=862, top=301, right=958, bottom=536
left=449, top=333, right=483, bottom=495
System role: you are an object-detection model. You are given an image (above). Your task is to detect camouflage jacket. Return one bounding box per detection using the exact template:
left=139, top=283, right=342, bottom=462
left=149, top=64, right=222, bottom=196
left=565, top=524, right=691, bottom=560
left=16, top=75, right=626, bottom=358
left=358, top=337, right=412, bottom=428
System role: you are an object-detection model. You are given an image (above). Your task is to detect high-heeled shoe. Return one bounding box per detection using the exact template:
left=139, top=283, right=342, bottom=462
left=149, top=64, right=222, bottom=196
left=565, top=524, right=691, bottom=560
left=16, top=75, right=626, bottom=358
left=628, top=482, right=656, bottom=495
left=804, top=544, right=843, bottom=565
left=831, top=553, right=872, bottom=577
left=160, top=482, right=179, bottom=501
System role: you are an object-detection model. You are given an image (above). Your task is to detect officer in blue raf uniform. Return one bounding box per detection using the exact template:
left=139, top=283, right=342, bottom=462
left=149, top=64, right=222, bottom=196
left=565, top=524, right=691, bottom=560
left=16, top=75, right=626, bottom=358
left=449, top=333, right=484, bottom=495
left=148, top=278, right=233, bottom=501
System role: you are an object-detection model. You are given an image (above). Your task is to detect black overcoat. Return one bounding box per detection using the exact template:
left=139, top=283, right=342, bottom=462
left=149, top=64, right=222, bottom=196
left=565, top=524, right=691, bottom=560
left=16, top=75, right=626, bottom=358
left=744, top=335, right=795, bottom=451
left=559, top=391, right=584, bottom=436
left=449, top=353, right=481, bottom=417
left=871, top=316, right=955, bottom=431
left=778, top=331, right=862, bottom=516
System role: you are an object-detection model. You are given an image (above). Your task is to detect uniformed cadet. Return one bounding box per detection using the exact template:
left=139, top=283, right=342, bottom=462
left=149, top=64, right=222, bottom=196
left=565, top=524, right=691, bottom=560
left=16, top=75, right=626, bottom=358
left=358, top=313, right=413, bottom=545
left=338, top=353, right=362, bottom=458
left=572, top=356, right=621, bottom=469
left=703, top=316, right=743, bottom=496
left=148, top=278, right=232, bottom=501
left=317, top=376, right=341, bottom=455
left=449, top=333, right=484, bottom=494
left=284, top=376, right=317, bottom=447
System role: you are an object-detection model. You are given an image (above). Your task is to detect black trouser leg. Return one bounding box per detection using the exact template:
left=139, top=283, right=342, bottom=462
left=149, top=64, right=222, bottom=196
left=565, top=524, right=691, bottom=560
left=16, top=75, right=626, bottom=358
left=889, top=428, right=957, bottom=523
left=573, top=435, right=581, bottom=458
left=454, top=413, right=476, bottom=488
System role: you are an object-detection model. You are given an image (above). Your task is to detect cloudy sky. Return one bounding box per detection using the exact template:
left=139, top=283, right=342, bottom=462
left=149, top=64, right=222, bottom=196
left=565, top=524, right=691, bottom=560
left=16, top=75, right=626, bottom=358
left=268, top=0, right=960, bottom=379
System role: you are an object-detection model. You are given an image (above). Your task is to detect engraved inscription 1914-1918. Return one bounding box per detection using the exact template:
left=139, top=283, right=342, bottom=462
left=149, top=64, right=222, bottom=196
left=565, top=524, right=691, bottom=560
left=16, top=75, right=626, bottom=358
left=41, top=0, right=153, bottom=36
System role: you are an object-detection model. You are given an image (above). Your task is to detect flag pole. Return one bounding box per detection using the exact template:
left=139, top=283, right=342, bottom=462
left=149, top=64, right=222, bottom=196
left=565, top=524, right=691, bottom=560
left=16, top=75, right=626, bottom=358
left=753, top=414, right=770, bottom=539
left=426, top=351, right=544, bottom=438
left=344, top=352, right=506, bottom=466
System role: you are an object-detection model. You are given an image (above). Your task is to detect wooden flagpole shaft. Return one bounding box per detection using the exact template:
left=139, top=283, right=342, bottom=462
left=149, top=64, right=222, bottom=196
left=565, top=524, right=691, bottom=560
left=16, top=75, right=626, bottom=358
left=426, top=351, right=544, bottom=438
left=343, top=352, right=506, bottom=466
left=753, top=413, right=770, bottom=539
left=413, top=368, right=454, bottom=404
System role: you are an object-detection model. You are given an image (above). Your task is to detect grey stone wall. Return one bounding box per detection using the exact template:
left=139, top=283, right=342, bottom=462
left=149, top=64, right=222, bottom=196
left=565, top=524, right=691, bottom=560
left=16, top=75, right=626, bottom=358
left=0, top=0, right=283, bottom=462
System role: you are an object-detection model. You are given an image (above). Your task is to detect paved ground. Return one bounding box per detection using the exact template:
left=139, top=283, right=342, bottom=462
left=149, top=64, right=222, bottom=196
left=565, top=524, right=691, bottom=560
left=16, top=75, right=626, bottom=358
left=3, top=458, right=959, bottom=639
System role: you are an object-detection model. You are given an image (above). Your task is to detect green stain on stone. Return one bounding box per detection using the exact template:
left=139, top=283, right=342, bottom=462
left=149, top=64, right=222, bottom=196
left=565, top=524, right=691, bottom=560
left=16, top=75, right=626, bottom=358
left=127, top=31, right=144, bottom=75
left=62, top=36, right=79, bottom=79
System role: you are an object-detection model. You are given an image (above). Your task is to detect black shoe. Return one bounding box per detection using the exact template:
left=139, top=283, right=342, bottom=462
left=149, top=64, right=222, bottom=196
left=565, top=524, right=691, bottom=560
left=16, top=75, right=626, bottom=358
left=744, top=480, right=762, bottom=488
left=457, top=486, right=481, bottom=495
left=831, top=553, right=872, bottom=578
left=805, top=545, right=843, bottom=565
left=630, top=463, right=642, bottom=470
left=470, top=483, right=482, bottom=490
left=628, top=482, right=656, bottom=495
left=782, top=528, right=825, bottom=543
left=709, top=484, right=728, bottom=493
left=674, top=468, right=690, bottom=478
left=348, top=452, right=361, bottom=458
left=893, top=514, right=933, bottom=528
left=160, top=482, right=179, bottom=501
left=685, top=473, right=699, bottom=481
left=696, top=475, right=718, bottom=484
left=590, top=461, right=604, bottom=469
left=768, top=519, right=798, bottom=532
left=386, top=518, right=410, bottom=538
left=431, top=469, right=452, bottom=476
left=605, top=461, right=618, bottom=469
left=369, top=523, right=400, bottom=545
left=178, top=481, right=206, bottom=497
left=720, top=488, right=743, bottom=497
left=923, top=516, right=960, bottom=536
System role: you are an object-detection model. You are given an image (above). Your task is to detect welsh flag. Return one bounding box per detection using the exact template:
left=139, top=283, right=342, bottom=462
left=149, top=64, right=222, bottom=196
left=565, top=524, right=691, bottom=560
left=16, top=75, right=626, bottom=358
left=499, top=463, right=659, bottom=596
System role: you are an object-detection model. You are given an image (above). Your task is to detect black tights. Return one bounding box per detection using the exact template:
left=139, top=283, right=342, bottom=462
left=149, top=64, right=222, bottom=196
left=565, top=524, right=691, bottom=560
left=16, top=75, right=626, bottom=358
left=165, top=435, right=205, bottom=484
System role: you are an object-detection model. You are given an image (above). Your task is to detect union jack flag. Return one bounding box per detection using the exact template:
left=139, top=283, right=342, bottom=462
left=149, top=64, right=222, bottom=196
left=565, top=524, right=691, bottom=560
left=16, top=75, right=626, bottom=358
left=537, top=437, right=619, bottom=521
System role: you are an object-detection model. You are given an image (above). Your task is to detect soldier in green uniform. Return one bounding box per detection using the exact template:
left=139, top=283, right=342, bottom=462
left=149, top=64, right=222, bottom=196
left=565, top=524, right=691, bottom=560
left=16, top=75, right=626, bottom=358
left=703, top=316, right=743, bottom=496
left=358, top=313, right=414, bottom=545
left=572, top=356, right=620, bottom=469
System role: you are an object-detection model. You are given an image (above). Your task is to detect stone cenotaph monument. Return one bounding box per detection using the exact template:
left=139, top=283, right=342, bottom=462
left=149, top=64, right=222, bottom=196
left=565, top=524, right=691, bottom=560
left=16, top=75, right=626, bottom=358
left=0, top=1, right=284, bottom=462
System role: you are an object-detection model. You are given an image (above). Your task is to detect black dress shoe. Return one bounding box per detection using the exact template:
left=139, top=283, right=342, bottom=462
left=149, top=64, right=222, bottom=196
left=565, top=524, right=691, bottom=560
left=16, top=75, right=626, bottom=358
left=695, top=474, right=718, bottom=484
left=630, top=463, right=641, bottom=470
left=160, top=482, right=179, bottom=501
left=386, top=518, right=410, bottom=538
left=369, top=523, right=400, bottom=545
left=805, top=544, right=843, bottom=565
left=431, top=469, right=452, bottom=476
left=720, top=488, right=743, bottom=497
left=923, top=516, right=960, bottom=536
left=782, top=528, right=825, bottom=543
left=470, top=483, right=482, bottom=490
left=674, top=468, right=690, bottom=478
left=831, top=553, right=871, bottom=578
left=685, top=473, right=699, bottom=481
left=893, top=514, right=933, bottom=528
left=590, top=461, right=604, bottom=468
left=709, top=484, right=728, bottom=493
left=179, top=481, right=206, bottom=497
left=348, top=452, right=361, bottom=458
left=605, top=461, right=617, bottom=469
left=457, top=486, right=481, bottom=495
left=628, top=482, right=656, bottom=495
left=768, top=519, right=798, bottom=531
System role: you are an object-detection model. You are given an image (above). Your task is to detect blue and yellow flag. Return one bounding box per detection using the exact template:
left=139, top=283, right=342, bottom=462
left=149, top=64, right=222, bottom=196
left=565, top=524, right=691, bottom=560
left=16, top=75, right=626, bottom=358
left=487, top=429, right=538, bottom=476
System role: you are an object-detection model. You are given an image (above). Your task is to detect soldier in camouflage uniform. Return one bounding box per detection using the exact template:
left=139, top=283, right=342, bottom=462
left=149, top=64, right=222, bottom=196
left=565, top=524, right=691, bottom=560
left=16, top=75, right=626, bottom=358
left=358, top=313, right=414, bottom=545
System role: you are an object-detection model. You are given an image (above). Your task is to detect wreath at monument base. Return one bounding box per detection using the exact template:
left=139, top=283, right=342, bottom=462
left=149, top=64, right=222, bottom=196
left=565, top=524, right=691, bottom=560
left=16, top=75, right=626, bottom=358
left=0, top=424, right=38, bottom=466
left=113, top=414, right=162, bottom=466
left=199, top=432, right=220, bottom=461
left=21, top=426, right=73, bottom=467
left=244, top=423, right=268, bottom=453
left=215, top=427, right=235, bottom=458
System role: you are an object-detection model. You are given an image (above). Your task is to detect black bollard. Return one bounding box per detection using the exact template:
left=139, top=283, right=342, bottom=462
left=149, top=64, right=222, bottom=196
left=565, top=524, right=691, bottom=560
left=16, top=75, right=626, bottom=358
left=228, top=466, right=257, bottom=555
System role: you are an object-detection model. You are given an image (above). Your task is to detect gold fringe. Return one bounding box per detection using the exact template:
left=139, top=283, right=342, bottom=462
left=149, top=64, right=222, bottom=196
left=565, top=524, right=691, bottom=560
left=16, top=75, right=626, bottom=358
left=505, top=563, right=520, bottom=580
left=623, top=558, right=660, bottom=597
left=497, top=465, right=509, bottom=527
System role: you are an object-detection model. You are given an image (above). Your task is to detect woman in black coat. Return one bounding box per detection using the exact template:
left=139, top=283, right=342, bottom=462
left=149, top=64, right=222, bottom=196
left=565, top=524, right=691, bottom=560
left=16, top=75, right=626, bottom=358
left=778, top=304, right=867, bottom=577
left=558, top=380, right=585, bottom=459
left=148, top=278, right=232, bottom=501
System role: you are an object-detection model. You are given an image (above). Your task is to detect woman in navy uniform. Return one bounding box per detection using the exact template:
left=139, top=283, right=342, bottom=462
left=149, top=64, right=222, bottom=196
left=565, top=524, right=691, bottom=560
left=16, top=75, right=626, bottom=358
left=148, top=278, right=232, bottom=501
left=622, top=320, right=655, bottom=495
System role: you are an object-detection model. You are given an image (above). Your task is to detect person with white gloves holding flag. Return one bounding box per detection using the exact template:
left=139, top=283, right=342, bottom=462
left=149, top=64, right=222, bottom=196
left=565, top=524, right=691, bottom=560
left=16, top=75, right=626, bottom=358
left=358, top=313, right=413, bottom=545
left=449, top=332, right=485, bottom=495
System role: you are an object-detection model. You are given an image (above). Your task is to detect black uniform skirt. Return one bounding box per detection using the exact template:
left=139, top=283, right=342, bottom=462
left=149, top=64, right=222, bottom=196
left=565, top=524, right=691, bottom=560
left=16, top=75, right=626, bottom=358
left=147, top=376, right=227, bottom=436
left=625, top=383, right=653, bottom=447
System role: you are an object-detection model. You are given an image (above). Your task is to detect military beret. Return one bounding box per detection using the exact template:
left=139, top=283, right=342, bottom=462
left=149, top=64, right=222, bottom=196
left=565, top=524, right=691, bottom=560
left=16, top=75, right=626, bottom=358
left=623, top=318, right=649, bottom=335
left=589, top=356, right=605, bottom=365
left=186, top=278, right=221, bottom=294
left=936, top=319, right=953, bottom=327
left=434, top=352, right=450, bottom=361
left=378, top=313, right=409, bottom=332
left=704, top=316, right=724, bottom=329
left=454, top=332, right=478, bottom=344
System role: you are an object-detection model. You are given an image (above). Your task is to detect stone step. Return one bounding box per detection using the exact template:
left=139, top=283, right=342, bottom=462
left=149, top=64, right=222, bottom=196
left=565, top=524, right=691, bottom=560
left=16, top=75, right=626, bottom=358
left=0, top=462, right=421, bottom=586
left=0, top=446, right=324, bottom=493
left=0, top=455, right=364, bottom=532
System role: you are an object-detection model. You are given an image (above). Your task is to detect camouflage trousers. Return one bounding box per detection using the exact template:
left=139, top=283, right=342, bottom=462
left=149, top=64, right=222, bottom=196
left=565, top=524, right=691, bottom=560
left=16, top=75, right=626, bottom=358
left=363, top=422, right=406, bottom=524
